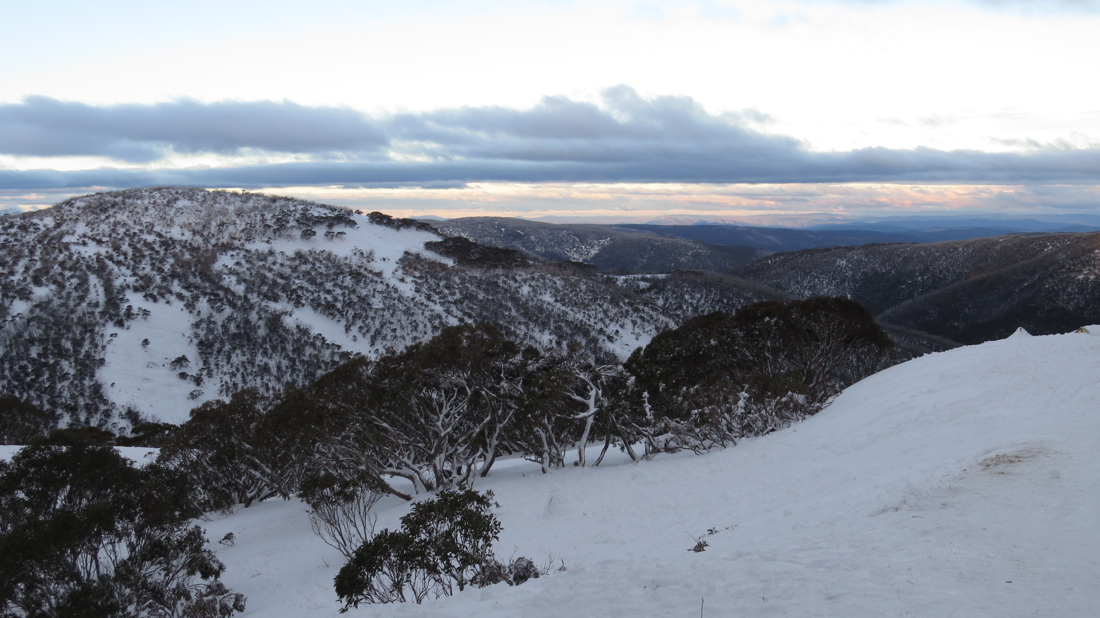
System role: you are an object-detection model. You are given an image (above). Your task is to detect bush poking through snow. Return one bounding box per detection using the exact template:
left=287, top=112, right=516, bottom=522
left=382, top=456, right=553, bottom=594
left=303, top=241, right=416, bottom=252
left=301, top=472, right=383, bottom=561
left=334, top=489, right=504, bottom=607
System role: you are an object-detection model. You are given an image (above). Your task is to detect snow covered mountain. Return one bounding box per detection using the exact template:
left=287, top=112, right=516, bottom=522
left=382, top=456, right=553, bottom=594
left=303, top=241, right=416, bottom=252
left=202, top=326, right=1100, bottom=617
left=0, top=188, right=780, bottom=429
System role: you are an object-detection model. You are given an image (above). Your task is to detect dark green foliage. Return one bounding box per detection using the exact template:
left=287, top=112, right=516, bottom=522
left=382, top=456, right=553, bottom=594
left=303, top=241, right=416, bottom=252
left=509, top=347, right=624, bottom=470
left=620, top=297, right=895, bottom=453
left=264, top=324, right=524, bottom=499
left=158, top=389, right=279, bottom=511
left=334, top=489, right=502, bottom=607
left=0, top=444, right=245, bottom=617
left=116, top=422, right=178, bottom=448
left=0, top=397, right=59, bottom=444
left=628, top=297, right=892, bottom=407
left=35, top=425, right=118, bottom=447
left=424, top=237, right=540, bottom=269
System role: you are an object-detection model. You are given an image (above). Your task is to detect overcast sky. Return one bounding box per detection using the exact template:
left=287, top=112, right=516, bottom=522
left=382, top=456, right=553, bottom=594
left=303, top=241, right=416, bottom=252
left=2, top=0, right=1098, bottom=221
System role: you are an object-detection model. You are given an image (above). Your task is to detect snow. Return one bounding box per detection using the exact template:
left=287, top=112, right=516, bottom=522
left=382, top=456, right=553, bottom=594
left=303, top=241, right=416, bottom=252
left=101, top=299, right=214, bottom=425
left=286, top=306, right=374, bottom=358
left=260, top=213, right=451, bottom=282
left=95, top=209, right=449, bottom=422
left=198, top=328, right=1100, bottom=617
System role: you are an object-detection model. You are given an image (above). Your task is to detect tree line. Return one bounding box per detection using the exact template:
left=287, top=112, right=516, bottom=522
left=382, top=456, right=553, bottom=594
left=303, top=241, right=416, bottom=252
left=1, top=296, right=896, bottom=612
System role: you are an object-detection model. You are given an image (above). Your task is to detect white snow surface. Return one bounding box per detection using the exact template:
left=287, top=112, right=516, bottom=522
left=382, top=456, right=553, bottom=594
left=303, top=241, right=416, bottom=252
left=101, top=301, right=210, bottom=422
left=200, top=329, right=1100, bottom=617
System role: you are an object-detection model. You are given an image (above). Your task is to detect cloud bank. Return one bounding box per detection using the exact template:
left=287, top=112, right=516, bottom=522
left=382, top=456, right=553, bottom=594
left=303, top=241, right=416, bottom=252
left=0, top=97, right=387, bottom=162
left=1, top=88, right=1098, bottom=190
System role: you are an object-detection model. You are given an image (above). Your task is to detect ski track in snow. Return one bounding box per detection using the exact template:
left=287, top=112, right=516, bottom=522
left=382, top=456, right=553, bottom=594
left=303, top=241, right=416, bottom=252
left=194, top=328, right=1100, bottom=617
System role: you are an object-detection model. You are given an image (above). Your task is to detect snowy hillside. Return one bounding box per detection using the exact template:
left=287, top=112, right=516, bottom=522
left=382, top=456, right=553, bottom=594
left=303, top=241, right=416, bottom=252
left=203, top=327, right=1100, bottom=617
left=0, top=188, right=779, bottom=429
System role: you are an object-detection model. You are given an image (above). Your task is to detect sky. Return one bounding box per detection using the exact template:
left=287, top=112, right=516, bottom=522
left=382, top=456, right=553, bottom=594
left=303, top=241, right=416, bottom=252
left=1, top=0, right=1098, bottom=222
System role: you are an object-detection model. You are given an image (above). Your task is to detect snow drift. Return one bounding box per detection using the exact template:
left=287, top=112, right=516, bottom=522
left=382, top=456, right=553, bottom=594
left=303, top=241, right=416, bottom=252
left=200, top=328, right=1100, bottom=616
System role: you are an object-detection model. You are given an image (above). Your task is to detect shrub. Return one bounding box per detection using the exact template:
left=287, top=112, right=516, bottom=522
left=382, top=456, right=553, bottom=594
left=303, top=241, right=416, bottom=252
left=334, top=489, right=502, bottom=607
left=0, top=443, right=245, bottom=617
left=0, top=397, right=58, bottom=445
left=300, top=472, right=383, bottom=561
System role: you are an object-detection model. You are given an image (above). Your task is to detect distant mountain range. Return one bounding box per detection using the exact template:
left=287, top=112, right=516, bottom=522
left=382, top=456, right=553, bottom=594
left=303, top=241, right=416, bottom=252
left=436, top=215, right=1100, bottom=266
left=731, top=233, right=1100, bottom=344
left=437, top=215, right=1100, bottom=347
left=432, top=218, right=770, bottom=272
left=644, top=212, right=1100, bottom=232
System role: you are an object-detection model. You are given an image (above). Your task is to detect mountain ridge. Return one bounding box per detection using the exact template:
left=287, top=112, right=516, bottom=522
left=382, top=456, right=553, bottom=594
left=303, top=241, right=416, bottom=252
left=0, top=188, right=786, bottom=429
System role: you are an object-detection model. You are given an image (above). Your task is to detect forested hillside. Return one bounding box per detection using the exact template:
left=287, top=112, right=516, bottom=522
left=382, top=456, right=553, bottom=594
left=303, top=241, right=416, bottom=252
left=0, top=188, right=782, bottom=430
left=433, top=217, right=768, bottom=273
left=732, top=233, right=1100, bottom=344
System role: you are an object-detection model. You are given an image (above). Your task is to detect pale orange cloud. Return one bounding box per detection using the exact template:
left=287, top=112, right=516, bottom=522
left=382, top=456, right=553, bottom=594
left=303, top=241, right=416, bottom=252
left=263, top=182, right=1100, bottom=224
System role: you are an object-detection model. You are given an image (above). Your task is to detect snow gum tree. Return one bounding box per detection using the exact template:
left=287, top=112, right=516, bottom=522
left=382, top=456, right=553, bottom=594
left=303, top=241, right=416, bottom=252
left=619, top=297, right=895, bottom=455
left=261, top=324, right=524, bottom=501
left=0, top=442, right=245, bottom=617
left=157, top=389, right=281, bottom=512
left=511, top=346, right=623, bottom=472
left=334, top=489, right=503, bottom=607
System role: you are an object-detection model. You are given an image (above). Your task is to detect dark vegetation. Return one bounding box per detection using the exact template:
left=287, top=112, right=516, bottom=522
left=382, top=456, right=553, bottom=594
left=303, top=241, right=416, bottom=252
left=0, top=397, right=58, bottom=445
left=433, top=217, right=769, bottom=273
left=0, top=441, right=245, bottom=617
left=619, top=297, right=894, bottom=451
left=120, top=297, right=891, bottom=604
left=0, top=188, right=783, bottom=429
left=732, top=233, right=1100, bottom=344
left=334, top=489, right=517, bottom=607
left=424, top=237, right=542, bottom=269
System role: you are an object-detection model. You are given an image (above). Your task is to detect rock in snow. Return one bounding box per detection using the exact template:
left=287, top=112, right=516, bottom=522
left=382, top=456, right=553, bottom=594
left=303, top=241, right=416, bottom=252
left=200, top=328, right=1100, bottom=617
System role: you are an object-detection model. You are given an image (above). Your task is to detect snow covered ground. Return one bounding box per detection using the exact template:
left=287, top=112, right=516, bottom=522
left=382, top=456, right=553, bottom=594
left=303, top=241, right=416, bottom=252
left=33, top=327, right=1100, bottom=617
left=201, top=327, right=1100, bottom=617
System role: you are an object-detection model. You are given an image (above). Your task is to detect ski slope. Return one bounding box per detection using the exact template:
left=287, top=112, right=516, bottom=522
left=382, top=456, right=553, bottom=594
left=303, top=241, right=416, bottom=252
left=188, top=327, right=1100, bottom=616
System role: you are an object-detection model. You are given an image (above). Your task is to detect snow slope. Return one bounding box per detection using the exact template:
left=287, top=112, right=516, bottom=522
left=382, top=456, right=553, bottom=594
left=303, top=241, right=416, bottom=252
left=199, top=328, right=1100, bottom=617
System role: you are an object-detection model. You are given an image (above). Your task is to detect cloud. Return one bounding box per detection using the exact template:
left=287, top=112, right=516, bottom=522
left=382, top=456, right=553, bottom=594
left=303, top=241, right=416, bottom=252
left=1, top=87, right=1099, bottom=189
left=0, top=97, right=388, bottom=162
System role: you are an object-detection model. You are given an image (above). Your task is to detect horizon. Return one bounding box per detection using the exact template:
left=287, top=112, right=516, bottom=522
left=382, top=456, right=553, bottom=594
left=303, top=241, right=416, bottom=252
left=3, top=1, right=1099, bottom=220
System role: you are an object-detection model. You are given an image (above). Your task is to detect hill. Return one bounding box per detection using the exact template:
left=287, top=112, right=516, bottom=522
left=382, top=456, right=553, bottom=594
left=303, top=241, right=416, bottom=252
left=433, top=217, right=769, bottom=273
left=198, top=325, right=1100, bottom=617
left=0, top=188, right=783, bottom=429
left=732, top=233, right=1100, bottom=344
